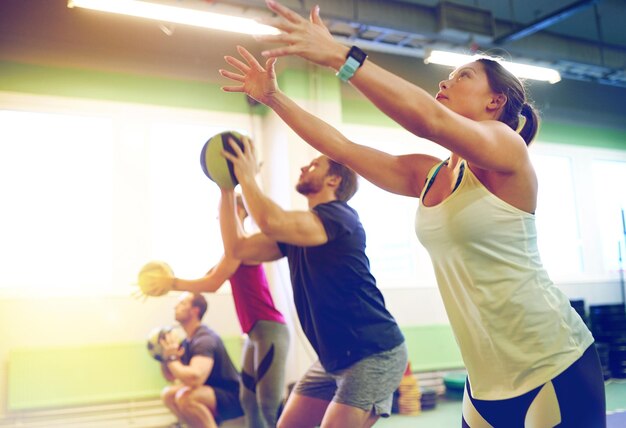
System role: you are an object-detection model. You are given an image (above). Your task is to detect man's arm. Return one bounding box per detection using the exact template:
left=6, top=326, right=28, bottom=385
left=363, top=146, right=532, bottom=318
left=222, top=140, right=329, bottom=247
left=164, top=356, right=214, bottom=388
left=161, top=362, right=176, bottom=383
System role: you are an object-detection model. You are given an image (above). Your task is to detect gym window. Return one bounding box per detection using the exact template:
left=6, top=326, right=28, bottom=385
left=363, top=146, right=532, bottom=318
left=0, top=109, right=114, bottom=296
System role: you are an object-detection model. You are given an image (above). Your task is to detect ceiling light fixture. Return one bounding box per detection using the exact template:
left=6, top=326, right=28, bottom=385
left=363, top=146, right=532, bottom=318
left=424, top=50, right=561, bottom=84
left=67, top=0, right=280, bottom=36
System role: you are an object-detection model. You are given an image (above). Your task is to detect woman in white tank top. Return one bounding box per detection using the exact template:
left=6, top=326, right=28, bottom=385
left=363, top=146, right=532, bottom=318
left=217, top=1, right=606, bottom=426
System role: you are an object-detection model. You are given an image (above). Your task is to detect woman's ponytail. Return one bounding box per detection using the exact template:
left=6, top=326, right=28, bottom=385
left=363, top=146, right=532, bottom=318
left=519, top=103, right=540, bottom=146
left=478, top=59, right=541, bottom=146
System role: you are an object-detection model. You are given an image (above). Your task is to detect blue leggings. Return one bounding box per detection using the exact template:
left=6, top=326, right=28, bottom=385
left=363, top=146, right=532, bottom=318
left=462, top=343, right=606, bottom=428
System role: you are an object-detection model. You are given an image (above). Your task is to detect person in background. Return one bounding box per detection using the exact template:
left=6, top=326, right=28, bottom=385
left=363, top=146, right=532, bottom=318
left=171, top=194, right=289, bottom=428
left=160, top=292, right=243, bottom=428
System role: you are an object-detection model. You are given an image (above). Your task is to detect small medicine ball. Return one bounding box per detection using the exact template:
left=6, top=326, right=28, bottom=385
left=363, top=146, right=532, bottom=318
left=146, top=325, right=185, bottom=362
left=137, top=260, right=174, bottom=297
left=200, top=131, right=245, bottom=189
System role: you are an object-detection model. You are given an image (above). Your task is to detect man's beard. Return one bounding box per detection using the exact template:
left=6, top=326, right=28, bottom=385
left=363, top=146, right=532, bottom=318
left=296, top=177, right=323, bottom=196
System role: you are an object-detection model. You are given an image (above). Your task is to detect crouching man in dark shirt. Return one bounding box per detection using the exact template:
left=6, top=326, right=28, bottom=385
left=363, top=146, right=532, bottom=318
left=161, top=292, right=243, bottom=428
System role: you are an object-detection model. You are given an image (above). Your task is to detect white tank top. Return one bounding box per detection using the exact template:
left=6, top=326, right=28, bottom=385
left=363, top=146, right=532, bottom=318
left=415, top=160, right=593, bottom=400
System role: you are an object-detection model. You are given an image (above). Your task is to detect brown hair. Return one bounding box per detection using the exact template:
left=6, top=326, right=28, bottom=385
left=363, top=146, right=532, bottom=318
left=477, top=58, right=540, bottom=145
left=191, top=293, right=208, bottom=320
left=327, top=159, right=358, bottom=202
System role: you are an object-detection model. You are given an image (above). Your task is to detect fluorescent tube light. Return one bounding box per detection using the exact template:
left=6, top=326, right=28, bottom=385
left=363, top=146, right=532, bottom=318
left=67, top=0, right=280, bottom=36
left=424, top=50, right=561, bottom=84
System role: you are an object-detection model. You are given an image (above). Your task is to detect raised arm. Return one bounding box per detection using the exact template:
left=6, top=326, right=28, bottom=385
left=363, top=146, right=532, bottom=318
left=220, top=139, right=331, bottom=246
left=220, top=46, right=439, bottom=197
left=219, top=188, right=283, bottom=261
left=256, top=0, right=529, bottom=174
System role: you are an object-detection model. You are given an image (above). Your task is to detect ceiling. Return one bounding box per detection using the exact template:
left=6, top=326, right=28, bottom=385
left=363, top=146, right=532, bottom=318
left=1, top=0, right=625, bottom=85
left=316, top=0, right=626, bottom=86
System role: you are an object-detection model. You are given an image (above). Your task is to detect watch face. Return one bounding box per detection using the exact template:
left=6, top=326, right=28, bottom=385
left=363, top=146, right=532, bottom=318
left=349, top=46, right=367, bottom=63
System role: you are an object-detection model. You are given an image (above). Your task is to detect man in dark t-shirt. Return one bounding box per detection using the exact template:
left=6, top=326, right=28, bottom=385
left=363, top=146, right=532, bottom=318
left=160, top=292, right=243, bottom=427
left=219, top=138, right=407, bottom=428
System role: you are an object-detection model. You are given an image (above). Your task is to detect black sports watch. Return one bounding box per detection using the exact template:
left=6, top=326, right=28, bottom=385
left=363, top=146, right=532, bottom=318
left=336, top=46, right=368, bottom=82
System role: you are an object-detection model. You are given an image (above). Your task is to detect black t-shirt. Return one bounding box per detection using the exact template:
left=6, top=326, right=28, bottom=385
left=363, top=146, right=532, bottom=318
left=180, top=325, right=240, bottom=395
left=278, top=200, right=404, bottom=372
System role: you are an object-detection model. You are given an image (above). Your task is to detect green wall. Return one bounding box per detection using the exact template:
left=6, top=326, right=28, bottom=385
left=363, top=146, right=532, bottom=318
left=1, top=60, right=624, bottom=150
left=342, top=98, right=626, bottom=151
left=277, top=67, right=342, bottom=104
left=0, top=60, right=250, bottom=113
left=538, top=122, right=626, bottom=150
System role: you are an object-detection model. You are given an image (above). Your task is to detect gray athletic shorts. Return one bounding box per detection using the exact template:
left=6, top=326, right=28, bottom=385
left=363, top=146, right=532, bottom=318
left=294, top=342, right=408, bottom=417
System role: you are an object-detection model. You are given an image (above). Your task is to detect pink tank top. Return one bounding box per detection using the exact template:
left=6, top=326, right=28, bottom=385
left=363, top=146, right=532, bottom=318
left=229, top=264, right=285, bottom=333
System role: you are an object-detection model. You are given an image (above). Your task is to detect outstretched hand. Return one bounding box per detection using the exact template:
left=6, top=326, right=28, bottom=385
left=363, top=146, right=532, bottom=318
left=255, top=0, right=346, bottom=68
left=220, top=45, right=278, bottom=106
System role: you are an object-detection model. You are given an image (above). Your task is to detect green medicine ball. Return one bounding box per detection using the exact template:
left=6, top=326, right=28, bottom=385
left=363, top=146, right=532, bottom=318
left=200, top=131, right=245, bottom=189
